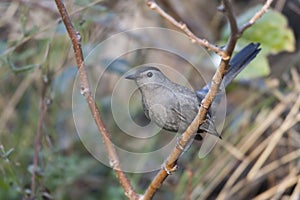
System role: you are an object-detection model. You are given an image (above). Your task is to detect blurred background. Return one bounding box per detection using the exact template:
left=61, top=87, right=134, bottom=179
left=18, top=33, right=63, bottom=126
left=0, top=0, right=299, bottom=199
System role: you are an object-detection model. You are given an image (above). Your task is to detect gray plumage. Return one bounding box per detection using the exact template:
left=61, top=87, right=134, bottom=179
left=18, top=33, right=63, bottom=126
left=125, top=43, right=261, bottom=139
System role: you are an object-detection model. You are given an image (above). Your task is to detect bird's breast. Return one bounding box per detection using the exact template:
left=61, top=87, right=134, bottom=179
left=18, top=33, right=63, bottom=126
left=141, top=87, right=193, bottom=132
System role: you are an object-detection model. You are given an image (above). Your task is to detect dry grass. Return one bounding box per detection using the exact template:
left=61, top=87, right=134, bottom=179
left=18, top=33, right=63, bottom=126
left=189, top=68, right=300, bottom=200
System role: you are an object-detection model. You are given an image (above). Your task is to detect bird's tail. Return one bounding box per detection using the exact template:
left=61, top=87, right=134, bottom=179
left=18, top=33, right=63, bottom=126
left=195, top=43, right=261, bottom=139
left=196, top=43, right=261, bottom=98
left=222, top=43, right=261, bottom=87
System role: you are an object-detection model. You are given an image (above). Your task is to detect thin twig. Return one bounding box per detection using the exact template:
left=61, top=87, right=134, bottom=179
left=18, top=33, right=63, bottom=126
left=146, top=0, right=228, bottom=60
left=30, top=74, right=49, bottom=199
left=240, top=0, right=274, bottom=33
left=53, top=1, right=140, bottom=200
left=30, top=35, right=52, bottom=200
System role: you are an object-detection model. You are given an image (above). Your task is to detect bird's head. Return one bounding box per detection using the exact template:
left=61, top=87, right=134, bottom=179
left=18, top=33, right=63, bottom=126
left=125, top=66, right=168, bottom=90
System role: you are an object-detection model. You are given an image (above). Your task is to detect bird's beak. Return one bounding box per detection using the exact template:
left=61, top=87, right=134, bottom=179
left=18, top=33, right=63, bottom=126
left=125, top=72, right=136, bottom=80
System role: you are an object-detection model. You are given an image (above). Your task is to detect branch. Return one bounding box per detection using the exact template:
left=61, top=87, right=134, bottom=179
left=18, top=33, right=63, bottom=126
left=143, top=0, right=273, bottom=199
left=147, top=0, right=229, bottom=60
left=222, top=0, right=239, bottom=54
left=30, top=36, right=52, bottom=199
left=30, top=74, right=49, bottom=199
left=240, top=0, right=274, bottom=33
left=53, top=1, right=140, bottom=199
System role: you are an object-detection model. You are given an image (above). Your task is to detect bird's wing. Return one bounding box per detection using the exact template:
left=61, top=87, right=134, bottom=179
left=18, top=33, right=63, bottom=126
left=141, top=95, right=150, bottom=119
left=198, top=112, right=222, bottom=139
left=171, top=107, right=187, bottom=122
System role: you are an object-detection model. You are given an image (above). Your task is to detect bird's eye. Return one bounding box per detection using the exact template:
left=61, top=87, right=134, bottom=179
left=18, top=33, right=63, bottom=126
left=147, top=72, right=153, bottom=78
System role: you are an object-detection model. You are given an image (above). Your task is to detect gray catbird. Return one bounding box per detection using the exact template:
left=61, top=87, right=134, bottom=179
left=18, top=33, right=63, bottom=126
left=125, top=43, right=261, bottom=140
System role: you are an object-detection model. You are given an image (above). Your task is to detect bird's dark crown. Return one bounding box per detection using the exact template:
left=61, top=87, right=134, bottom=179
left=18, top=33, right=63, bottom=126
left=134, top=66, right=161, bottom=74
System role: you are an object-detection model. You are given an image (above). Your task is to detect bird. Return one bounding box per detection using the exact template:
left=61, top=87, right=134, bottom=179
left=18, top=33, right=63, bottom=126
left=125, top=43, right=261, bottom=140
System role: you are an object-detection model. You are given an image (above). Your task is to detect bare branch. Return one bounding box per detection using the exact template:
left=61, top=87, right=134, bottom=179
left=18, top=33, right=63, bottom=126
left=30, top=75, right=49, bottom=199
left=240, top=0, right=274, bottom=34
left=222, top=0, right=239, bottom=54
left=53, top=1, right=140, bottom=199
left=147, top=0, right=228, bottom=60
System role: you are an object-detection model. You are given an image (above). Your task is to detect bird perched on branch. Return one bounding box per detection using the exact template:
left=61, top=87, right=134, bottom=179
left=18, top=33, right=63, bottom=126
left=125, top=43, right=261, bottom=140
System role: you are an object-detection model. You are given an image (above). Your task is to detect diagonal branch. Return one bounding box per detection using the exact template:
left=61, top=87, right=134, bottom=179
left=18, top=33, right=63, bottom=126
left=240, top=0, right=274, bottom=34
left=147, top=0, right=228, bottom=60
left=143, top=0, right=273, bottom=199
left=53, top=0, right=140, bottom=199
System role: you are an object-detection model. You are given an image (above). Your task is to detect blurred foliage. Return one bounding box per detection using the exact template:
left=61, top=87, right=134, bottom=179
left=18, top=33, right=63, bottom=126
left=0, top=0, right=299, bottom=200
